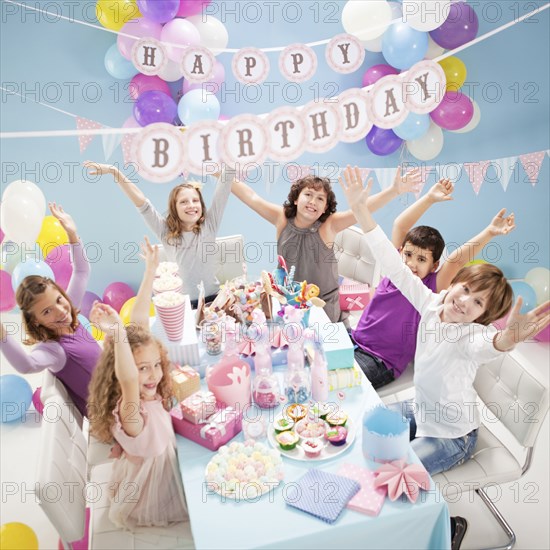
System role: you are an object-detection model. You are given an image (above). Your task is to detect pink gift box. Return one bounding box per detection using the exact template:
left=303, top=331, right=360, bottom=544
left=180, top=391, right=218, bottom=424
left=339, top=280, right=371, bottom=311
left=171, top=406, right=243, bottom=451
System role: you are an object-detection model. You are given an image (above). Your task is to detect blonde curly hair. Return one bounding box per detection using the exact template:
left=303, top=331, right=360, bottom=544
left=87, top=325, right=174, bottom=443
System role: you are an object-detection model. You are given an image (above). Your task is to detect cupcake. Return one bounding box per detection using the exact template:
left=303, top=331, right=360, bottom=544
left=273, top=416, right=295, bottom=433
left=295, top=418, right=327, bottom=440
left=310, top=402, right=332, bottom=420
left=325, top=426, right=348, bottom=446
left=275, top=430, right=299, bottom=451
left=286, top=403, right=308, bottom=423
left=299, top=438, right=325, bottom=458
left=325, top=410, right=348, bottom=427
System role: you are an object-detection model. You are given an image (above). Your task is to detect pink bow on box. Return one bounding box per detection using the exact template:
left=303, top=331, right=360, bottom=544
left=345, top=296, right=365, bottom=309
left=199, top=407, right=237, bottom=439
left=374, top=459, right=430, bottom=503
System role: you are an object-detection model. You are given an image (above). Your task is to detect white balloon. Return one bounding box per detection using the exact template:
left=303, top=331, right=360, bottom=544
left=425, top=36, right=445, bottom=60
left=342, top=0, right=392, bottom=41
left=186, top=15, right=229, bottom=56
left=362, top=1, right=402, bottom=51
left=0, top=195, right=43, bottom=245
left=2, top=179, right=46, bottom=216
left=451, top=100, right=481, bottom=133
left=524, top=267, right=550, bottom=305
left=403, top=1, right=451, bottom=32
left=158, top=59, right=183, bottom=82
left=406, top=122, right=444, bottom=160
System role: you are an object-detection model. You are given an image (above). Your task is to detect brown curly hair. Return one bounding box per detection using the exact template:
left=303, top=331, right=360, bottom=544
left=16, top=276, right=79, bottom=344
left=283, top=175, right=337, bottom=223
left=87, top=325, right=174, bottom=443
left=166, top=183, right=206, bottom=243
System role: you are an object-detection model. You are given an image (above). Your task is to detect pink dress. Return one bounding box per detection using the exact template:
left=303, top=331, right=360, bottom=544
left=109, top=397, right=188, bottom=529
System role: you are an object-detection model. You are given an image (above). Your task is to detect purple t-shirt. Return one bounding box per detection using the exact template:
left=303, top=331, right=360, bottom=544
left=352, top=272, right=438, bottom=377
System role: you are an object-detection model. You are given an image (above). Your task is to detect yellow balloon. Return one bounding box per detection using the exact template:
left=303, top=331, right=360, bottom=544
left=96, top=0, right=141, bottom=31
left=91, top=324, right=105, bottom=341
left=0, top=522, right=38, bottom=550
left=438, top=56, right=467, bottom=91
left=36, top=216, right=68, bottom=258
left=466, top=259, right=488, bottom=267
left=119, top=296, right=156, bottom=326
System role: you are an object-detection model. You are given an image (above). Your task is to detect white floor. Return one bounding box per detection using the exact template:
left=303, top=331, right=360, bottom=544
left=1, top=310, right=549, bottom=549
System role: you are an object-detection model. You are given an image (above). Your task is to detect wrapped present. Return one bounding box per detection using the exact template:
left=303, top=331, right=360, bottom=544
left=171, top=405, right=242, bottom=451
left=180, top=391, right=218, bottom=424
left=170, top=365, right=201, bottom=402
left=318, top=322, right=354, bottom=371
left=339, top=280, right=371, bottom=311
left=328, top=364, right=362, bottom=391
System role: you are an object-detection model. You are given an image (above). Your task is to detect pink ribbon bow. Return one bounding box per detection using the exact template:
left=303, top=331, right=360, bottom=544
left=374, top=459, right=430, bottom=503
left=345, top=296, right=365, bottom=309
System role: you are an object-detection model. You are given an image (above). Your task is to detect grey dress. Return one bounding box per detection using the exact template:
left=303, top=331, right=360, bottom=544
left=277, top=218, right=341, bottom=322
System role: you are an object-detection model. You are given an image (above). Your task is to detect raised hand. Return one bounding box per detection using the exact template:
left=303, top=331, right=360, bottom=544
left=83, top=160, right=117, bottom=177
left=497, top=298, right=550, bottom=350
left=426, top=178, right=454, bottom=203
left=89, top=302, right=122, bottom=336
left=139, top=236, right=159, bottom=273
left=487, top=208, right=515, bottom=237
left=48, top=202, right=77, bottom=238
left=392, top=166, right=422, bottom=195
left=338, top=165, right=373, bottom=206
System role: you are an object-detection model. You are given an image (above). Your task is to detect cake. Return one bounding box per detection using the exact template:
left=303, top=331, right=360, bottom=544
left=299, top=438, right=325, bottom=458
left=326, top=410, right=348, bottom=427
left=286, top=403, right=308, bottom=423
left=325, top=426, right=348, bottom=446
left=275, top=430, right=299, bottom=451
left=273, top=416, right=295, bottom=433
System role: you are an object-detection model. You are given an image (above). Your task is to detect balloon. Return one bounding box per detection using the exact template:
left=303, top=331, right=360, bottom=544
left=406, top=122, right=444, bottom=160
left=158, top=59, right=184, bottom=82
left=0, top=242, right=21, bottom=274
left=182, top=60, right=225, bottom=94
left=44, top=245, right=73, bottom=291
left=438, top=56, right=467, bottom=91
left=161, top=17, right=201, bottom=63
left=362, top=63, right=399, bottom=88
left=0, top=270, right=15, bottom=312
left=104, top=43, right=138, bottom=80
left=534, top=324, right=550, bottom=342
left=12, top=260, right=55, bottom=290
left=137, top=0, right=179, bottom=23
left=77, top=314, right=105, bottom=342
left=134, top=90, right=178, bottom=126
left=0, top=228, right=3, bottom=244
left=393, top=112, right=430, bottom=140
left=186, top=15, right=229, bottom=56
left=360, top=1, right=402, bottom=51
left=117, top=17, right=163, bottom=59
left=510, top=281, right=537, bottom=314
left=342, top=0, right=392, bottom=41
left=430, top=2, right=479, bottom=49
left=425, top=35, right=445, bottom=59
left=80, top=291, right=103, bottom=318
left=1, top=180, right=46, bottom=216
left=177, top=0, right=212, bottom=17
left=365, top=126, right=403, bottom=156
left=492, top=312, right=509, bottom=331
left=0, top=375, right=33, bottom=423
left=119, top=296, right=155, bottom=325
left=32, top=387, right=44, bottom=416
left=403, top=0, right=452, bottom=32
left=96, top=0, right=140, bottom=31
left=36, top=216, right=69, bottom=258
left=0, top=195, right=43, bottom=245
left=466, top=259, right=488, bottom=266
left=451, top=99, right=480, bottom=134
left=430, top=91, right=473, bottom=131
left=103, top=282, right=135, bottom=312
left=382, top=22, right=429, bottom=70
left=524, top=267, right=550, bottom=305
left=129, top=74, right=171, bottom=101
left=177, top=90, right=220, bottom=125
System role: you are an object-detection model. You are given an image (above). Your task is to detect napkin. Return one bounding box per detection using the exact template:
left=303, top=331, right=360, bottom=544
left=337, top=463, right=387, bottom=516
left=374, top=459, right=430, bottom=503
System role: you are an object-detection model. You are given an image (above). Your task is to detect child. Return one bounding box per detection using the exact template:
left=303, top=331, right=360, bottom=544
left=350, top=172, right=516, bottom=389
left=339, top=169, right=550, bottom=476
left=0, top=203, right=100, bottom=417
left=84, top=161, right=236, bottom=306
left=232, top=166, right=422, bottom=322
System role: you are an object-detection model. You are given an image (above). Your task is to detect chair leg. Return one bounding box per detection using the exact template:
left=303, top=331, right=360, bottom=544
left=475, top=487, right=517, bottom=550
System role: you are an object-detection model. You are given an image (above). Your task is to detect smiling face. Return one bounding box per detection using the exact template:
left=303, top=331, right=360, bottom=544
left=294, top=186, right=328, bottom=225
left=133, top=342, right=163, bottom=401
left=28, top=284, right=73, bottom=332
left=175, top=186, right=203, bottom=228
left=441, top=282, right=490, bottom=323
left=400, top=241, right=438, bottom=280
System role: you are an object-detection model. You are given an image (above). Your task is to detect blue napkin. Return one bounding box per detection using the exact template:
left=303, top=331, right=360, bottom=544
left=284, top=469, right=360, bottom=524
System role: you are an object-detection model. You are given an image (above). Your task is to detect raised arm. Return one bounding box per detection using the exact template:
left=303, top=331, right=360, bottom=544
left=391, top=178, right=453, bottom=248
left=436, top=208, right=516, bottom=292
left=84, top=161, right=146, bottom=208
left=130, top=237, right=159, bottom=331
left=231, top=178, right=285, bottom=227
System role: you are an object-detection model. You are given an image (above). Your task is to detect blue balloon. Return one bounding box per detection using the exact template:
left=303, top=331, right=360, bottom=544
left=394, top=113, right=430, bottom=140
left=510, top=281, right=537, bottom=314
left=177, top=90, right=221, bottom=126
left=104, top=43, right=138, bottom=80
left=12, top=260, right=55, bottom=290
left=0, top=374, right=33, bottom=422
left=382, top=23, right=429, bottom=70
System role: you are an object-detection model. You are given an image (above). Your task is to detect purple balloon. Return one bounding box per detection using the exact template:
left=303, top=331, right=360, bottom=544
left=137, top=0, right=179, bottom=23
left=0, top=270, right=15, bottom=312
left=177, top=0, right=212, bottom=17
left=129, top=74, right=171, bottom=101
left=103, top=282, right=135, bottom=313
left=430, top=91, right=474, bottom=131
left=362, top=64, right=399, bottom=88
left=365, top=126, right=403, bottom=156
left=134, top=90, right=178, bottom=126
left=80, top=291, right=102, bottom=319
left=44, top=244, right=73, bottom=291
left=430, top=2, right=479, bottom=49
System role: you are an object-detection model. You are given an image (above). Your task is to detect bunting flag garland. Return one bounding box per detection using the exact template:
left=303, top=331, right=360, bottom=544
left=101, top=133, right=123, bottom=161
left=519, top=151, right=546, bottom=186
left=413, top=165, right=434, bottom=199
left=491, top=156, right=517, bottom=192
left=75, top=117, right=103, bottom=153
left=463, top=160, right=491, bottom=195
left=373, top=167, right=396, bottom=190
left=120, top=132, right=135, bottom=165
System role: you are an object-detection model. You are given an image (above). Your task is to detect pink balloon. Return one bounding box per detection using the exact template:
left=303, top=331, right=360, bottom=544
left=161, top=18, right=201, bottom=63
left=218, top=114, right=230, bottom=121
left=0, top=227, right=4, bottom=244
left=129, top=74, right=171, bottom=101
left=430, top=91, right=474, bottom=131
left=117, top=18, right=163, bottom=60
left=103, top=282, right=135, bottom=313
left=0, top=269, right=15, bottom=312
left=362, top=64, right=399, bottom=88
left=177, top=0, right=212, bottom=18
left=534, top=324, right=550, bottom=342
left=44, top=244, right=73, bottom=291
left=32, top=387, right=44, bottom=415
left=182, top=60, right=225, bottom=94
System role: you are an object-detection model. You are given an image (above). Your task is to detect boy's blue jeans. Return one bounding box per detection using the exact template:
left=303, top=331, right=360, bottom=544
left=388, top=400, right=478, bottom=476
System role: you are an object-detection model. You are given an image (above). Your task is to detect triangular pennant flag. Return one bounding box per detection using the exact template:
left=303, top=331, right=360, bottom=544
left=121, top=132, right=135, bottom=166
left=413, top=165, right=434, bottom=199
left=490, top=156, right=517, bottom=192
left=373, top=167, right=395, bottom=190
left=101, top=132, right=122, bottom=162
left=463, top=161, right=490, bottom=195
left=285, top=164, right=311, bottom=182
left=546, top=149, right=550, bottom=157
left=519, top=151, right=545, bottom=186
left=76, top=117, right=103, bottom=153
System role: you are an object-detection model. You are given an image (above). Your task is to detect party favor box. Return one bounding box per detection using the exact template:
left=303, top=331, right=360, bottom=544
left=170, top=365, right=201, bottom=403
left=339, top=281, right=371, bottom=311
left=171, top=406, right=242, bottom=452
left=180, top=391, right=218, bottom=424
left=318, top=322, right=354, bottom=371
left=328, top=364, right=362, bottom=391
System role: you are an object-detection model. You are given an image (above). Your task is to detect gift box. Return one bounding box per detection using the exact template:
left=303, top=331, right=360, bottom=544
left=318, top=322, right=354, bottom=371
left=180, top=391, right=218, bottom=424
left=170, top=365, right=201, bottom=402
left=339, top=280, right=371, bottom=311
left=171, top=406, right=243, bottom=451
left=328, top=364, right=362, bottom=391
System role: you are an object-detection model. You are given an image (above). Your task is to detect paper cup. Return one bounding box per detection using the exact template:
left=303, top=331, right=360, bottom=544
left=153, top=292, right=186, bottom=342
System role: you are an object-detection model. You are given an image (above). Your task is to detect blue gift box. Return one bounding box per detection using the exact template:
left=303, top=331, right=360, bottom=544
left=318, top=322, right=354, bottom=371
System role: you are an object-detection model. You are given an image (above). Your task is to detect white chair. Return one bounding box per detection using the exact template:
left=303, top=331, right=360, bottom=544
left=40, top=369, right=83, bottom=428
left=433, top=352, right=549, bottom=550
left=376, top=361, right=416, bottom=402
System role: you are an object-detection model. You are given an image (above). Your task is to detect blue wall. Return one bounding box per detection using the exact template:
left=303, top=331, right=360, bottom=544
left=1, top=0, right=548, bottom=295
